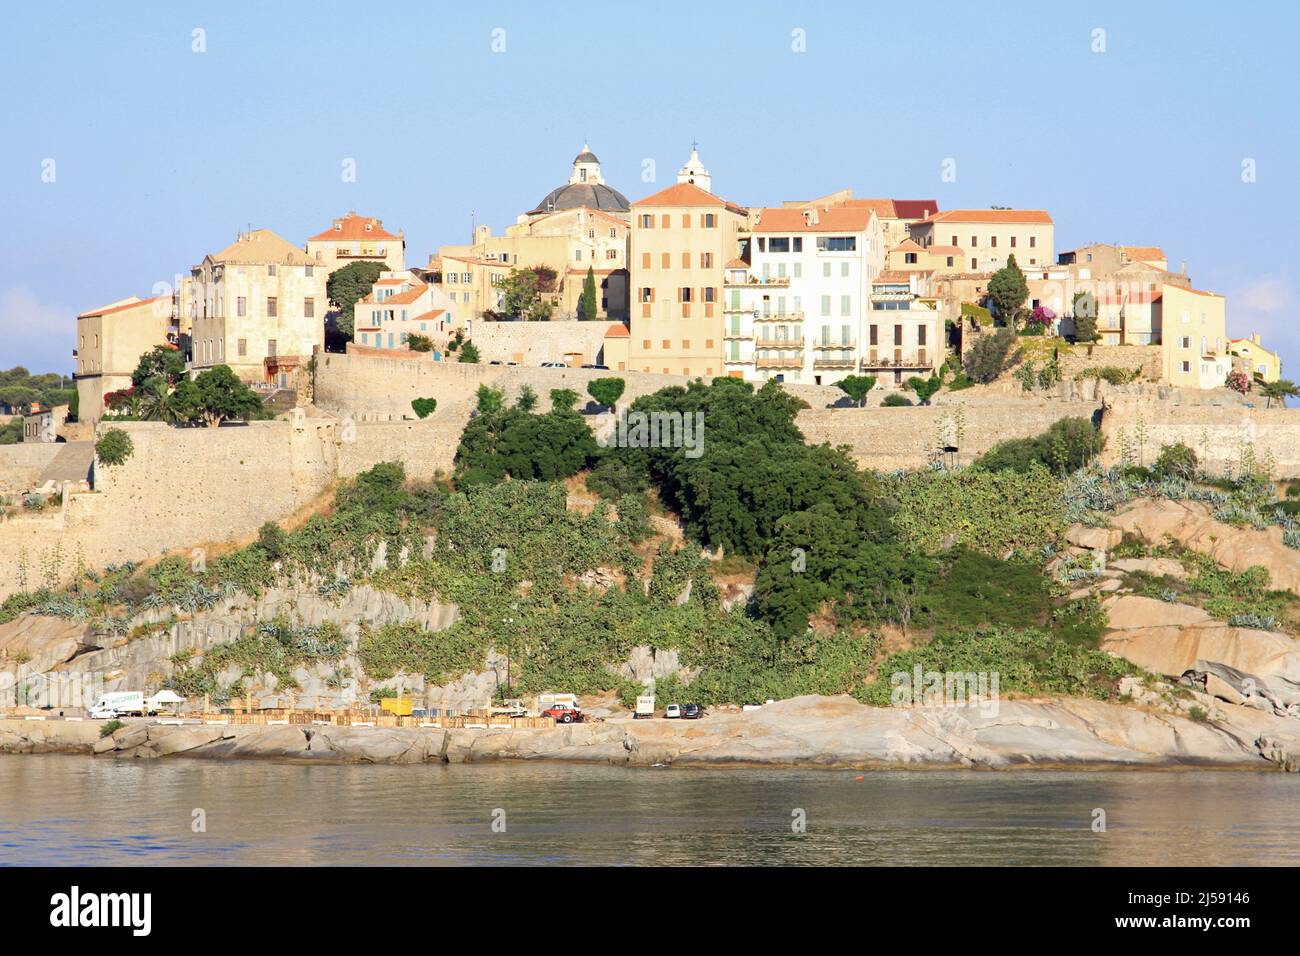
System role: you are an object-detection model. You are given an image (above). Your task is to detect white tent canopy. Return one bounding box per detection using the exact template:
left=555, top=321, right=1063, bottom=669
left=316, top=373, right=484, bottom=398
left=146, top=690, right=186, bottom=707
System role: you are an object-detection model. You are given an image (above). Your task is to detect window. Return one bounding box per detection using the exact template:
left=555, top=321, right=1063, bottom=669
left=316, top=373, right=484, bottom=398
left=640, top=214, right=654, bottom=228
left=793, top=263, right=802, bottom=278
left=304, top=298, right=315, bottom=318
left=661, top=214, right=670, bottom=228
left=894, top=325, right=903, bottom=346
left=267, top=296, right=277, bottom=317
left=681, top=214, right=691, bottom=228
left=817, top=236, right=856, bottom=252
left=1029, top=236, right=1037, bottom=248
left=1009, top=237, right=1017, bottom=248
left=822, top=263, right=831, bottom=278
left=905, top=253, right=917, bottom=264
left=991, top=236, right=998, bottom=248
left=680, top=287, right=692, bottom=303
left=662, top=253, right=671, bottom=269
left=869, top=325, right=878, bottom=345
left=769, top=237, right=791, bottom=253
left=642, top=252, right=651, bottom=268
left=267, top=338, right=277, bottom=357
left=267, top=264, right=277, bottom=277
left=820, top=295, right=831, bottom=316
left=682, top=252, right=691, bottom=269
left=918, top=325, right=927, bottom=346
left=704, top=213, right=716, bottom=228
left=971, top=258, right=978, bottom=270
left=951, top=235, right=958, bottom=246
left=946, top=256, right=954, bottom=267
left=237, top=296, right=247, bottom=317
left=639, top=288, right=652, bottom=303
left=840, top=295, right=851, bottom=316
left=1181, top=360, right=1190, bottom=373
left=682, top=339, right=690, bottom=349
left=305, top=265, right=314, bottom=277
left=700, top=252, right=713, bottom=268
left=237, top=338, right=247, bottom=357
left=703, top=287, right=715, bottom=303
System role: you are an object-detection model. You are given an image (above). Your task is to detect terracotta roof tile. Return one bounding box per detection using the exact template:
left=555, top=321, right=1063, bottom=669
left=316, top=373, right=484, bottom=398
left=918, top=209, right=1053, bottom=225
left=309, top=212, right=400, bottom=242
left=752, top=205, right=876, bottom=233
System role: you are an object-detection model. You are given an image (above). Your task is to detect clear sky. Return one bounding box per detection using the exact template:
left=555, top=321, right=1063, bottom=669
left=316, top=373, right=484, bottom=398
left=1, top=0, right=1296, bottom=378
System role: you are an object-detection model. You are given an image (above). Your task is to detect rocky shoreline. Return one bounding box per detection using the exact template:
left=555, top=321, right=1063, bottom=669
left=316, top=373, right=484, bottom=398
left=4, top=692, right=1299, bottom=772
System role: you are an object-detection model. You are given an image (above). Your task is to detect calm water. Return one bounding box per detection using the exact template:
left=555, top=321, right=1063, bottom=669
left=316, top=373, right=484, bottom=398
left=1, top=755, right=1297, bottom=866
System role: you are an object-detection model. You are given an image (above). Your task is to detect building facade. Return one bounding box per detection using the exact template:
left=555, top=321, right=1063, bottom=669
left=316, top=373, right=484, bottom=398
left=353, top=272, right=455, bottom=351
left=909, top=209, right=1055, bottom=271
left=306, top=212, right=405, bottom=275
left=74, top=295, right=173, bottom=423
left=188, top=229, right=327, bottom=388
left=628, top=172, right=748, bottom=378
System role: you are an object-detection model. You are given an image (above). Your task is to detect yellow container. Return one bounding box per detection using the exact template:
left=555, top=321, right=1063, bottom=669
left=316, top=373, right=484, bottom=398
left=380, top=698, right=414, bottom=717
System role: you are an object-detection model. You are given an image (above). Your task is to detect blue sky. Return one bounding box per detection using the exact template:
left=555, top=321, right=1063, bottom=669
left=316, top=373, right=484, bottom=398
left=1, top=0, right=1296, bottom=377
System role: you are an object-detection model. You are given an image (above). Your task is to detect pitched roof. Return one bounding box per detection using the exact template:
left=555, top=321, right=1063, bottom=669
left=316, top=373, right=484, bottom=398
left=604, top=323, right=630, bottom=338
left=873, top=270, right=917, bottom=283
left=891, top=238, right=925, bottom=252
left=890, top=199, right=941, bottom=220
left=309, top=212, right=400, bottom=242
left=631, top=181, right=745, bottom=213
left=925, top=245, right=965, bottom=256
left=409, top=309, right=447, bottom=323
left=752, top=205, right=876, bottom=233
left=210, top=229, right=316, bottom=266
left=725, top=257, right=749, bottom=269
left=360, top=278, right=429, bottom=306
left=78, top=295, right=166, bottom=319
left=1121, top=246, right=1166, bottom=262
left=917, top=209, right=1053, bottom=225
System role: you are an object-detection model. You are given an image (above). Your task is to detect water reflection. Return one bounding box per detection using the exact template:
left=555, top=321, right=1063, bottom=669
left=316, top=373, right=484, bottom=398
left=0, top=756, right=1296, bottom=866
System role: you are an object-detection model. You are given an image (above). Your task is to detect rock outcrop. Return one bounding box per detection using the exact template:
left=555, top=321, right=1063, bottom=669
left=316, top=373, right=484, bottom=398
left=1110, top=499, right=1300, bottom=595
left=9, top=690, right=1300, bottom=771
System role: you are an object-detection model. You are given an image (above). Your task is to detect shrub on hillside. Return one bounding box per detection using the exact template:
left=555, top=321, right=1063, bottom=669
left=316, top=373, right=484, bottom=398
left=963, top=328, right=1018, bottom=384
left=1154, top=442, right=1198, bottom=480
left=881, top=393, right=913, bottom=407
left=974, top=417, right=1104, bottom=475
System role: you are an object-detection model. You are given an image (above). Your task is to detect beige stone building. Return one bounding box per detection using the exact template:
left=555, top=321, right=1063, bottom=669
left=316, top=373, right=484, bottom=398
left=629, top=158, right=748, bottom=377
left=74, top=295, right=175, bottom=423
left=1057, top=242, right=1168, bottom=274
left=1158, top=284, right=1230, bottom=389
left=306, top=212, right=405, bottom=275
left=864, top=272, right=946, bottom=387
left=1228, top=334, right=1282, bottom=383
left=434, top=147, right=632, bottom=321
left=188, top=229, right=327, bottom=388
left=909, top=209, right=1055, bottom=270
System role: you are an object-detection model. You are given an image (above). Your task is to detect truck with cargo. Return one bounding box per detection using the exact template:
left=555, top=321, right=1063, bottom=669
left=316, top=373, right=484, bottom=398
left=89, top=691, right=151, bottom=719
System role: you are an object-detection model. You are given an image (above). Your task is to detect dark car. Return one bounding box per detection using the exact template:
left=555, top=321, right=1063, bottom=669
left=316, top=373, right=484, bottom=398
left=581, top=363, right=610, bottom=370
left=682, top=703, right=704, bottom=719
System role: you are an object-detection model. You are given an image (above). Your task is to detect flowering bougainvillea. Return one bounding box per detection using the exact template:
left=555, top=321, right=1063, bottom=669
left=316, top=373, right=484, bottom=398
left=1031, top=305, right=1056, bottom=327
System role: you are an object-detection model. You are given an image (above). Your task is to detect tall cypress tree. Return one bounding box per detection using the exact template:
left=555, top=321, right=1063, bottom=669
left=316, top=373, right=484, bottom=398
left=580, top=266, right=598, bottom=321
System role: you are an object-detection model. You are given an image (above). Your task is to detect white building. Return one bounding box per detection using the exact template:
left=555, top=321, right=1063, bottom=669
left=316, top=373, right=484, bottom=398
left=730, top=203, right=885, bottom=385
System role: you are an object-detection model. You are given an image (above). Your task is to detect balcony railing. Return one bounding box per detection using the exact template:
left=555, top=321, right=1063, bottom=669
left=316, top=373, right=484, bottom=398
left=860, top=353, right=932, bottom=369
left=812, top=340, right=856, bottom=350
left=723, top=330, right=752, bottom=340
left=727, top=276, right=791, bottom=287
left=814, top=355, right=857, bottom=369
left=752, top=311, right=804, bottom=322
left=755, top=353, right=804, bottom=369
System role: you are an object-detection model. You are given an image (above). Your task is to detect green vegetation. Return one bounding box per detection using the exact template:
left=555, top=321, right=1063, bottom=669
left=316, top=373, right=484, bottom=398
left=495, top=267, right=555, bottom=321
left=881, top=394, right=913, bottom=407
left=407, top=333, right=434, bottom=353
left=1075, top=366, right=1141, bottom=385
left=99, top=720, right=125, bottom=737
left=835, top=374, right=877, bottom=406
left=974, top=417, right=1105, bottom=475
left=326, top=261, right=386, bottom=339
left=1261, top=379, right=1299, bottom=409
left=411, top=397, right=437, bottom=419
left=1153, top=442, right=1198, bottom=480
left=963, top=328, right=1018, bottom=384
left=454, top=385, right=597, bottom=484
left=960, top=302, right=992, bottom=327
left=906, top=375, right=941, bottom=405
left=1071, top=291, right=1099, bottom=343
left=987, top=255, right=1028, bottom=326
left=586, top=377, right=625, bottom=412
left=458, top=341, right=481, bottom=364
left=579, top=266, right=598, bottom=321
left=95, top=428, right=134, bottom=467
left=0, top=366, right=76, bottom=414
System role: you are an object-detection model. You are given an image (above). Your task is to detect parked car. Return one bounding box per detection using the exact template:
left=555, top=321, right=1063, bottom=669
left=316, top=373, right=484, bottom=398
left=664, top=703, right=682, bottom=719
left=580, top=363, right=610, bottom=370
left=682, top=703, right=704, bottom=719
left=540, top=361, right=567, bottom=368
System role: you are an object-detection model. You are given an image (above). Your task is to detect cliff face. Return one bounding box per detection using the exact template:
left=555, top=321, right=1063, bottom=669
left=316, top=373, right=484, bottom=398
left=4, top=692, right=1297, bottom=771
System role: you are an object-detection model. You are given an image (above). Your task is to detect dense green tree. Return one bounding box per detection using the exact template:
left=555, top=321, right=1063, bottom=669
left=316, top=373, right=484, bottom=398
left=1154, top=441, right=1198, bottom=480
left=579, top=266, right=598, bottom=321
left=987, top=254, right=1028, bottom=326
left=411, top=397, right=437, bottom=419
left=906, top=374, right=942, bottom=405
left=549, top=388, right=579, bottom=413
left=587, top=376, right=625, bottom=412
left=515, top=385, right=538, bottom=412
left=458, top=341, right=481, bottom=363
left=407, top=333, right=433, bottom=352
left=498, top=267, right=555, bottom=320
left=1071, top=291, right=1099, bottom=343
left=131, top=345, right=187, bottom=390
left=835, top=374, right=877, bottom=407
left=327, top=261, right=386, bottom=337
left=192, top=365, right=263, bottom=427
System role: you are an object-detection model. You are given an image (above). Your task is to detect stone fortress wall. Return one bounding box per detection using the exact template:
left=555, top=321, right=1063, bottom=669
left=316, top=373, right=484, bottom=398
left=4, top=354, right=1300, bottom=601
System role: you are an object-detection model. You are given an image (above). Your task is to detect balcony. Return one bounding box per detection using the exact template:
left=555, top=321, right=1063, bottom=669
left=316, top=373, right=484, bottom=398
left=860, top=353, right=933, bottom=370
left=812, top=339, right=856, bottom=350
left=752, top=311, right=804, bottom=322
left=726, top=275, right=791, bottom=288
left=813, top=355, right=857, bottom=369
left=755, top=352, right=804, bottom=369
left=722, top=329, right=752, bottom=341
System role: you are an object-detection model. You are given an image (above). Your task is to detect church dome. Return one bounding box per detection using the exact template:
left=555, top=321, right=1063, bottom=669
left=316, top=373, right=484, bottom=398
left=527, top=144, right=630, bottom=216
